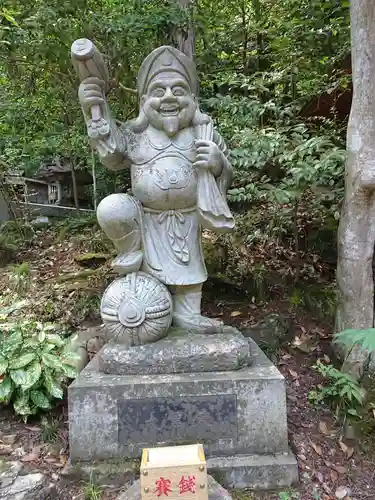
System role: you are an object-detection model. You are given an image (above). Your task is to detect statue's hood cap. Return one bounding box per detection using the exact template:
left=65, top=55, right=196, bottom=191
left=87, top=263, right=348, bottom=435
left=137, top=46, right=197, bottom=95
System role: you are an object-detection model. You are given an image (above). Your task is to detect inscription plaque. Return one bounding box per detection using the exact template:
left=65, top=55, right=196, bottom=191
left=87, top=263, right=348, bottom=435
left=118, top=395, right=237, bottom=445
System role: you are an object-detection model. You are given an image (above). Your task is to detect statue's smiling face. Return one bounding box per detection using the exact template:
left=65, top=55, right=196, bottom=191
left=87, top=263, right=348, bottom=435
left=142, top=74, right=196, bottom=137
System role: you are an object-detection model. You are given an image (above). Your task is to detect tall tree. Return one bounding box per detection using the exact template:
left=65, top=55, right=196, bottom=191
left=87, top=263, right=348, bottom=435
left=336, top=0, right=375, bottom=378
left=174, top=0, right=195, bottom=58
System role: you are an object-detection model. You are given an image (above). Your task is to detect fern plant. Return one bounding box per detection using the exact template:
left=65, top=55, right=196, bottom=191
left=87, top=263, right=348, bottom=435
left=333, top=328, right=375, bottom=354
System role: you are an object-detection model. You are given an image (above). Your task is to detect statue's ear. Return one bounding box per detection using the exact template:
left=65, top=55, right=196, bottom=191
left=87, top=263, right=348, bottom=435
left=140, top=95, right=146, bottom=106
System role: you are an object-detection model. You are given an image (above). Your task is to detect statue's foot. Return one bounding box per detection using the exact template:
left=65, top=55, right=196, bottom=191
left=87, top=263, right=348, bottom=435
left=173, top=313, right=224, bottom=334
left=112, top=251, right=143, bottom=275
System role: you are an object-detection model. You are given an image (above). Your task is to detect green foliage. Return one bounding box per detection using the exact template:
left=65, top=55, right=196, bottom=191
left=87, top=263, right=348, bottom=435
left=8, top=262, right=31, bottom=295
left=0, top=0, right=189, bottom=178
left=55, top=214, right=98, bottom=242
left=0, top=219, right=35, bottom=266
left=0, top=0, right=351, bottom=290
left=83, top=473, right=103, bottom=500
left=204, top=86, right=345, bottom=246
left=278, top=492, right=300, bottom=500
left=41, top=416, right=60, bottom=443
left=309, top=360, right=365, bottom=421
left=0, top=319, right=79, bottom=420
left=56, top=214, right=98, bottom=233
left=0, top=233, right=17, bottom=263
left=334, top=329, right=375, bottom=355
left=0, top=219, right=34, bottom=241
left=289, top=284, right=337, bottom=322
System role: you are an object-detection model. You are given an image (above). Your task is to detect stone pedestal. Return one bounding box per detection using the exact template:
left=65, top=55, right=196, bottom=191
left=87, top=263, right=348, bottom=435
left=68, top=334, right=298, bottom=490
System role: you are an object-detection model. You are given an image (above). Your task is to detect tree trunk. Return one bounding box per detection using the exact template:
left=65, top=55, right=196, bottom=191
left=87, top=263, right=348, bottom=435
left=336, top=0, right=375, bottom=379
left=240, top=1, right=249, bottom=73
left=174, top=0, right=195, bottom=59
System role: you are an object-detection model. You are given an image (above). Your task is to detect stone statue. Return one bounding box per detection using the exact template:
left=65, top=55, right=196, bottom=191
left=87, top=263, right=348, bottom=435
left=72, top=39, right=234, bottom=341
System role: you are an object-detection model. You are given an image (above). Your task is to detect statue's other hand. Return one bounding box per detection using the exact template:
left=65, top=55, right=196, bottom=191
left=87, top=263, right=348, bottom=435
left=194, top=140, right=223, bottom=177
left=78, top=76, right=106, bottom=114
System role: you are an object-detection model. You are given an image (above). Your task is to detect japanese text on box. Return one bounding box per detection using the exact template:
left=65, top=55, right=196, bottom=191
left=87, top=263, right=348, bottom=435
left=154, top=475, right=196, bottom=496
left=141, top=444, right=208, bottom=500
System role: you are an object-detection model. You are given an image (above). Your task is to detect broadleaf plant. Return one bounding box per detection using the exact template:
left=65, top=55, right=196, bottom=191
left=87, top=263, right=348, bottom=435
left=0, top=320, right=79, bottom=420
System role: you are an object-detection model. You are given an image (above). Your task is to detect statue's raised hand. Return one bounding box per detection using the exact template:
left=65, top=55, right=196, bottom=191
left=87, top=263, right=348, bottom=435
left=78, top=77, right=106, bottom=114
left=194, top=140, right=223, bottom=177
left=78, top=77, right=109, bottom=139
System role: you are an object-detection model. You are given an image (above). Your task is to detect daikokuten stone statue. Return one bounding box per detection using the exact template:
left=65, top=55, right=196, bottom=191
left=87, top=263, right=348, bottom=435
left=72, top=39, right=234, bottom=341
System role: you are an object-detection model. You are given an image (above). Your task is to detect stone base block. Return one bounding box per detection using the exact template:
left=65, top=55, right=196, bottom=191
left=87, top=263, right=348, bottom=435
left=120, top=475, right=233, bottom=500
left=208, top=452, right=298, bottom=490
left=68, top=337, right=298, bottom=489
left=99, top=326, right=251, bottom=375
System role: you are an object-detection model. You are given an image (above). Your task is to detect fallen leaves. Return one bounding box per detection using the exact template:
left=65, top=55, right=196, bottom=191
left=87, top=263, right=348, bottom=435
left=314, top=470, right=324, bottom=483
left=339, top=441, right=354, bottom=459
left=333, top=465, right=348, bottom=474
left=281, top=353, right=292, bottom=360
left=330, top=470, right=339, bottom=484
left=0, top=434, right=17, bottom=445
left=335, top=486, right=350, bottom=499
left=325, top=461, right=348, bottom=475
left=322, top=354, right=331, bottom=364
left=21, top=452, right=40, bottom=462
left=288, top=368, right=299, bottom=378
left=319, top=420, right=330, bottom=436
left=0, top=225, right=371, bottom=500
left=292, top=333, right=318, bottom=353
left=25, top=426, right=41, bottom=433
left=314, top=327, right=330, bottom=339
left=0, top=444, right=13, bottom=455
left=310, top=440, right=323, bottom=456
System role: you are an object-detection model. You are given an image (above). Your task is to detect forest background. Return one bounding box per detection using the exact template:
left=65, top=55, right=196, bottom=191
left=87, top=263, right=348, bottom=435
left=0, top=0, right=352, bottom=317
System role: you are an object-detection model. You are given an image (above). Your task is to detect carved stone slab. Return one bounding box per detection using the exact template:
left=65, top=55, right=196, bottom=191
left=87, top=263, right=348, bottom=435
left=98, top=327, right=251, bottom=375
left=118, top=395, right=237, bottom=446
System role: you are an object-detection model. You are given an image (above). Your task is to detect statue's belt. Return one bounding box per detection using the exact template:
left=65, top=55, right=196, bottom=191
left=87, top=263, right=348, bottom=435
left=143, top=206, right=195, bottom=224
left=142, top=206, right=193, bottom=263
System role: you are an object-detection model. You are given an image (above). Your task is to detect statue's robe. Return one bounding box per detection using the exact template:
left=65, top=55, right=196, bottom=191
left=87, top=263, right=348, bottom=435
left=99, top=119, right=234, bottom=286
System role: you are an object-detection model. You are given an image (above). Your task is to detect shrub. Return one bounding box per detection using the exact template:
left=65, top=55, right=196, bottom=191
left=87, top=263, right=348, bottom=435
left=0, top=233, right=18, bottom=265
left=0, top=320, right=78, bottom=419
left=309, top=360, right=365, bottom=420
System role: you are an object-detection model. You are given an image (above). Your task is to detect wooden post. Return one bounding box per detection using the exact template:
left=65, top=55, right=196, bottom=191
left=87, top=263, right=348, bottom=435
left=91, top=148, right=97, bottom=211
left=70, top=159, right=80, bottom=213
